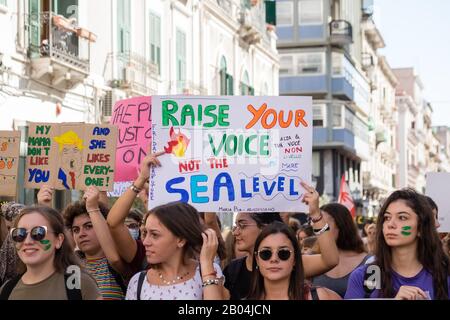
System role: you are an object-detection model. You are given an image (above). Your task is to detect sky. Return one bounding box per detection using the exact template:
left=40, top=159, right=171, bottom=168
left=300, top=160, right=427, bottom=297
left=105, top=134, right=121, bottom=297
left=375, top=0, right=450, bottom=127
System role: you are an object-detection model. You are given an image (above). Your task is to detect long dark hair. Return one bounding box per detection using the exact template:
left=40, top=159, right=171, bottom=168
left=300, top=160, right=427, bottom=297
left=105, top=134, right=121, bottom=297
left=247, top=222, right=308, bottom=300
left=374, top=189, right=449, bottom=299
left=321, top=203, right=365, bottom=253
left=147, top=202, right=204, bottom=266
left=13, top=206, right=82, bottom=273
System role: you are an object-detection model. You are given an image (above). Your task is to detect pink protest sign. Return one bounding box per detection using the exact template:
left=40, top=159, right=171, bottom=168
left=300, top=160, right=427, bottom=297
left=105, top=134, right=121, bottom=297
left=111, top=96, right=152, bottom=182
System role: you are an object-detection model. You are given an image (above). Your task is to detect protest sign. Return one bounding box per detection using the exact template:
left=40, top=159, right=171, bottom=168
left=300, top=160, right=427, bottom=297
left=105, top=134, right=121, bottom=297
left=0, top=131, right=21, bottom=197
left=149, top=96, right=312, bottom=212
left=111, top=96, right=152, bottom=182
left=426, top=172, right=450, bottom=232
left=25, top=123, right=59, bottom=189
left=25, top=122, right=117, bottom=191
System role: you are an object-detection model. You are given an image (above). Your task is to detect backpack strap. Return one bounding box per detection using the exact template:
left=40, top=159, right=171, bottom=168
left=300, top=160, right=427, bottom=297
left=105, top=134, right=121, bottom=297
left=136, top=271, right=147, bottom=300
left=310, top=286, right=320, bottom=300
left=107, top=263, right=127, bottom=294
left=64, top=273, right=82, bottom=300
left=0, top=274, right=23, bottom=300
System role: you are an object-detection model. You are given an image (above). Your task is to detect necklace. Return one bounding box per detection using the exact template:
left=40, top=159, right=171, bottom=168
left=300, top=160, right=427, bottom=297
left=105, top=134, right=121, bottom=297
left=158, top=270, right=190, bottom=285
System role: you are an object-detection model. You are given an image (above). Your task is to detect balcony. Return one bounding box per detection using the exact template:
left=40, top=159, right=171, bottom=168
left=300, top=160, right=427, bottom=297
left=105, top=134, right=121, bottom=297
left=106, top=52, right=158, bottom=96
left=27, top=12, right=94, bottom=89
left=329, top=20, right=353, bottom=46
left=238, top=0, right=269, bottom=47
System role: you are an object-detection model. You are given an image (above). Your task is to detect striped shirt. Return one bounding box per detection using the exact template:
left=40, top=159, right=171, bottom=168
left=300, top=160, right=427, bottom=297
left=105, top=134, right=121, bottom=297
left=85, top=257, right=125, bottom=300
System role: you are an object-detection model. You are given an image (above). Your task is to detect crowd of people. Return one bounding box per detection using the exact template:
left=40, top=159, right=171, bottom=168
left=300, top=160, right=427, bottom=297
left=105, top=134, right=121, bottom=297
left=0, top=152, right=449, bottom=300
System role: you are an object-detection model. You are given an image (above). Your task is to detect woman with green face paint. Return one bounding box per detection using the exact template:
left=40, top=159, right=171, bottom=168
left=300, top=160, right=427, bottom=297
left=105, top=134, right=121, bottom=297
left=345, top=189, right=450, bottom=300
left=0, top=206, right=100, bottom=300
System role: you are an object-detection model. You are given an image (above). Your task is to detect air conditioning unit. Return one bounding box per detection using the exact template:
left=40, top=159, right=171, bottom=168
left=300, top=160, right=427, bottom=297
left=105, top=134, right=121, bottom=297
left=101, top=89, right=126, bottom=120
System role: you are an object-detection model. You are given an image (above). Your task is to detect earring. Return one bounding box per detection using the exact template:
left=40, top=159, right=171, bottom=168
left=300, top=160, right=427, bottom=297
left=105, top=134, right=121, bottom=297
left=255, top=265, right=259, bottom=269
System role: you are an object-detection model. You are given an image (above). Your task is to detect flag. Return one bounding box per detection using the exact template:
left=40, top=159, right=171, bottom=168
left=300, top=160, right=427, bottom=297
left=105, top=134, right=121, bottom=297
left=338, top=174, right=356, bottom=218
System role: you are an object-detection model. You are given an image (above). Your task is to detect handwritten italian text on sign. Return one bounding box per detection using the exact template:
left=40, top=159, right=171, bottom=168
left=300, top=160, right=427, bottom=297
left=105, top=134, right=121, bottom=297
left=25, top=123, right=117, bottom=191
left=149, top=96, right=313, bottom=212
left=0, top=131, right=21, bottom=197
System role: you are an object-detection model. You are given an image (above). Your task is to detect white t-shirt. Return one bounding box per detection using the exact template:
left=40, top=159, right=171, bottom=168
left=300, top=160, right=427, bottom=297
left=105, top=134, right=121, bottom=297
left=126, top=263, right=223, bottom=300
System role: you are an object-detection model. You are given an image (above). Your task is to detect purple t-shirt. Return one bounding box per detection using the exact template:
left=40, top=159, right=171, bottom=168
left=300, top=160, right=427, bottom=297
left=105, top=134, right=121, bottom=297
left=345, top=265, right=450, bottom=299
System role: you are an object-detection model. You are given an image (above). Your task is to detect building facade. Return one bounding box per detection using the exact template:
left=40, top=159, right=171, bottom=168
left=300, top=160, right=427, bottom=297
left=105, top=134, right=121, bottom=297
left=394, top=68, right=428, bottom=192
left=277, top=0, right=373, bottom=209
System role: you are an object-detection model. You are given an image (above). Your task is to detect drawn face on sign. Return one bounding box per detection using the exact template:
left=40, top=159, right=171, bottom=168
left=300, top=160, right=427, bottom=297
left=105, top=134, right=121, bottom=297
left=54, top=131, right=84, bottom=189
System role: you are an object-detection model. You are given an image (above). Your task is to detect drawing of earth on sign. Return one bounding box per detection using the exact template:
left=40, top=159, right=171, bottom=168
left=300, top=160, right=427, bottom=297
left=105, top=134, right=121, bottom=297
left=164, top=127, right=190, bottom=158
left=54, top=131, right=84, bottom=189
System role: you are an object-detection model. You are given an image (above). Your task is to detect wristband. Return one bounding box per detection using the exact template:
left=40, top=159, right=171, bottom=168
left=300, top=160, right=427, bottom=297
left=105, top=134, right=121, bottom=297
left=202, top=278, right=220, bottom=288
left=130, top=184, right=142, bottom=194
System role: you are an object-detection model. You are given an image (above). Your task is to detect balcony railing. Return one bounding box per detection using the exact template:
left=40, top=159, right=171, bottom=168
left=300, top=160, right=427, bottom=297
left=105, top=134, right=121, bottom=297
left=27, top=12, right=93, bottom=74
left=329, top=20, right=353, bottom=45
left=106, top=52, right=158, bottom=95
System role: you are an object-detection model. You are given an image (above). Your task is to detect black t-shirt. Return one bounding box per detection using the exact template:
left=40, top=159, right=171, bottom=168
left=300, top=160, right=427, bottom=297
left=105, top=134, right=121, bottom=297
left=223, top=257, right=252, bottom=300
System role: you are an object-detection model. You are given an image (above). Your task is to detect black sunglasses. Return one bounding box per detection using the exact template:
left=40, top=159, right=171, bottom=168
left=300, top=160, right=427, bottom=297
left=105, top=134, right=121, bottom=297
left=10, top=226, right=52, bottom=243
left=257, top=248, right=292, bottom=261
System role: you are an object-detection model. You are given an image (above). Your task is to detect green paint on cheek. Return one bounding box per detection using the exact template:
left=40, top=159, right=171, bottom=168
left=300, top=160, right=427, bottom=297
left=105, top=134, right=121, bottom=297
left=401, top=226, right=412, bottom=236
left=40, top=240, right=52, bottom=251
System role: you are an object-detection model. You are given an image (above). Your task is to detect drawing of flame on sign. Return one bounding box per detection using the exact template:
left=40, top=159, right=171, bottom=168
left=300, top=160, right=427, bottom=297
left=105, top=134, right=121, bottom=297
left=164, top=127, right=190, bottom=158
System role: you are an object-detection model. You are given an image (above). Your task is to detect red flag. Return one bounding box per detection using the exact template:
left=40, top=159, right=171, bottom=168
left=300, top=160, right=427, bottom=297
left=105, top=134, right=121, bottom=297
left=338, top=174, right=356, bottom=218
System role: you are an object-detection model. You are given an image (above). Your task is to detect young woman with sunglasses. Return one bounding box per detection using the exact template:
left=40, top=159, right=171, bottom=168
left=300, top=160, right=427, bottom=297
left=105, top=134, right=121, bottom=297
left=224, top=182, right=339, bottom=300
left=345, top=189, right=450, bottom=300
left=0, top=206, right=100, bottom=300
left=247, top=222, right=341, bottom=300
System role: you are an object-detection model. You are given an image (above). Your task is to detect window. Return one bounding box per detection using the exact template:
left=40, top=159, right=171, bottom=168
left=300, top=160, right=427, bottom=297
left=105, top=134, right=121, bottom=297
left=297, top=52, right=324, bottom=75
left=240, top=71, right=254, bottom=95
left=219, top=56, right=233, bottom=95
left=0, top=0, right=7, bottom=10
left=176, top=29, right=186, bottom=89
left=332, top=52, right=343, bottom=76
left=276, top=1, right=293, bottom=26
left=279, top=55, right=294, bottom=76
left=313, top=104, right=325, bottom=127
left=118, top=0, right=131, bottom=53
left=333, top=105, right=342, bottom=127
left=149, top=12, right=161, bottom=74
left=298, top=0, right=323, bottom=25
left=312, top=151, right=320, bottom=177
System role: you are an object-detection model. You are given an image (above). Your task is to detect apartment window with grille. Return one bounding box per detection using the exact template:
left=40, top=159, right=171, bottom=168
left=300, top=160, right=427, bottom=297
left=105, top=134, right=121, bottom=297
left=279, top=55, right=294, bottom=76
left=149, top=12, right=161, bottom=75
left=313, top=104, right=325, bottom=127
left=276, top=1, right=293, bottom=26
left=297, top=52, right=324, bottom=75
left=176, top=29, right=186, bottom=90
left=298, top=0, right=323, bottom=25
